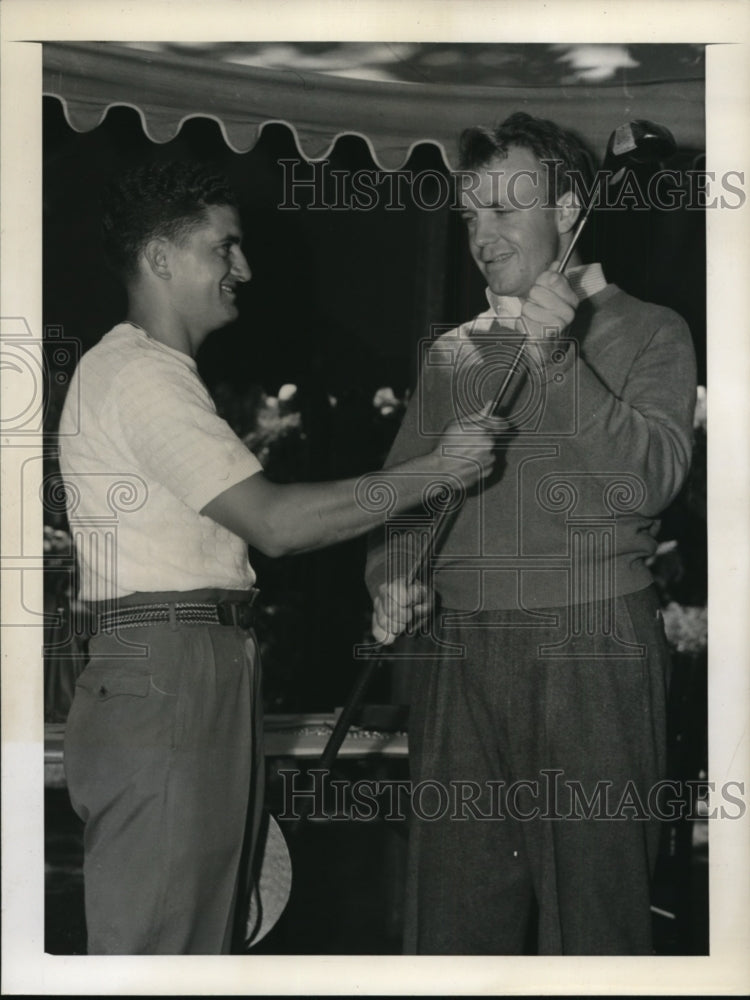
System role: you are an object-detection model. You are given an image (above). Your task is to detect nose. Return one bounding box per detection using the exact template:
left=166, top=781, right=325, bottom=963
left=231, top=248, right=252, bottom=283
left=473, top=212, right=503, bottom=248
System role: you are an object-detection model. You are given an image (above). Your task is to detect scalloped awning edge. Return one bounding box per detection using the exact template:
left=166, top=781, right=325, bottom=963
left=43, top=42, right=705, bottom=170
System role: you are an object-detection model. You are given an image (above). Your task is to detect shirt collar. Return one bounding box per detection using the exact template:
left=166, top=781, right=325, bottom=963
left=566, top=261, right=607, bottom=300
left=485, top=262, right=607, bottom=318
left=121, top=321, right=198, bottom=371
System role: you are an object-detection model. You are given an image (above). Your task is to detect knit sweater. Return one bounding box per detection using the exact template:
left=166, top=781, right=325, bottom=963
left=366, top=284, right=697, bottom=611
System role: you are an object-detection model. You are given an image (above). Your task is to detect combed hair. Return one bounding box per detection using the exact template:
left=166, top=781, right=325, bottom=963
left=458, top=111, right=597, bottom=200
left=101, top=160, right=238, bottom=280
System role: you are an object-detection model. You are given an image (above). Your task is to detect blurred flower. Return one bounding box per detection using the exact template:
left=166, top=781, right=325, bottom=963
left=693, top=385, right=706, bottom=431
left=661, top=601, right=707, bottom=654
left=646, top=539, right=678, bottom=567
left=655, top=539, right=678, bottom=556
left=243, top=391, right=304, bottom=466
left=373, top=386, right=402, bottom=416
left=278, top=383, right=297, bottom=403
left=43, top=524, right=72, bottom=555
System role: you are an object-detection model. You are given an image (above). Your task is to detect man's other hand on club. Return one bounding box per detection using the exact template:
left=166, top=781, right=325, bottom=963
left=371, top=578, right=433, bottom=646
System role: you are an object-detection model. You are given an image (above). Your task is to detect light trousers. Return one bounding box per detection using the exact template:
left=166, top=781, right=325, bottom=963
left=64, top=620, right=264, bottom=954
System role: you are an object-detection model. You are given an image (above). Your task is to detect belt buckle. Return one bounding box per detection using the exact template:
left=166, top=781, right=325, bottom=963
left=216, top=600, right=255, bottom=629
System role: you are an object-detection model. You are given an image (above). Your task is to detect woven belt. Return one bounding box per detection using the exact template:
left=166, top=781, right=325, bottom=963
left=98, top=596, right=259, bottom=632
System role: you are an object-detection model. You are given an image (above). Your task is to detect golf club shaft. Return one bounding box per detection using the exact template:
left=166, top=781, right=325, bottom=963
left=558, top=197, right=597, bottom=272
left=405, top=334, right=528, bottom=588
left=290, top=651, right=382, bottom=829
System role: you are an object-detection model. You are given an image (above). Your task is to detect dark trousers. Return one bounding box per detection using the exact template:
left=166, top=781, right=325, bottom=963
left=404, top=586, right=670, bottom=955
left=64, top=620, right=264, bottom=954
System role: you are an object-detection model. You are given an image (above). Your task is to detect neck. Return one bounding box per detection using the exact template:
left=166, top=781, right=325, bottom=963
left=126, top=296, right=199, bottom=359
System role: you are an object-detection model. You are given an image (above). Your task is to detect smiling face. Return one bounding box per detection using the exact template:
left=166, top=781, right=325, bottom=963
left=459, top=146, right=567, bottom=299
left=164, top=203, right=251, bottom=346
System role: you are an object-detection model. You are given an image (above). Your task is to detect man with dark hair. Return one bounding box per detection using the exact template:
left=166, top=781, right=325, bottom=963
left=100, top=160, right=240, bottom=279
left=366, top=113, right=697, bottom=954
left=58, top=159, right=503, bottom=954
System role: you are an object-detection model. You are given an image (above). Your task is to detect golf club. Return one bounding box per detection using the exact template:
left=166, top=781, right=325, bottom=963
left=559, top=119, right=677, bottom=271
left=299, top=120, right=678, bottom=818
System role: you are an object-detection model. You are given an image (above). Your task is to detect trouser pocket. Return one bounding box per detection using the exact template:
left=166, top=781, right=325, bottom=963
left=63, top=639, right=185, bottom=823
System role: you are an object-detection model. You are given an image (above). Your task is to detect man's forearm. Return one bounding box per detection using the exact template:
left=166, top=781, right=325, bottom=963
left=250, top=451, right=455, bottom=557
left=202, top=419, right=499, bottom=558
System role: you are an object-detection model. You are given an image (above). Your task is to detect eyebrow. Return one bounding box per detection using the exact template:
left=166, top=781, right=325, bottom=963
left=456, top=198, right=510, bottom=212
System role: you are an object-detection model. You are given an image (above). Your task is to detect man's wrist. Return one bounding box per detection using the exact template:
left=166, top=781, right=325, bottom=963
left=407, top=447, right=449, bottom=479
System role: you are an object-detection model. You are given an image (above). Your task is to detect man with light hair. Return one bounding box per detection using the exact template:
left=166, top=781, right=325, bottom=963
left=367, top=113, right=697, bottom=955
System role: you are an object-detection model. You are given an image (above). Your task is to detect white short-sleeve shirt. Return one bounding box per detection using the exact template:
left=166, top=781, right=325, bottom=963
left=58, top=323, right=262, bottom=600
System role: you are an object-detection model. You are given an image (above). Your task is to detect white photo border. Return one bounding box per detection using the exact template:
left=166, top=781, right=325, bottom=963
left=1, top=0, right=748, bottom=994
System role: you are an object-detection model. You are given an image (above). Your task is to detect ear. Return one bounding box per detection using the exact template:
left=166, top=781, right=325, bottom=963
left=555, top=189, right=581, bottom=237
left=142, top=238, right=172, bottom=280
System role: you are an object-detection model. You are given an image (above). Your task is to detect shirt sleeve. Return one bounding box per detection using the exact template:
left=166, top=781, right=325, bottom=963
left=544, top=305, right=697, bottom=517
left=112, top=354, right=263, bottom=512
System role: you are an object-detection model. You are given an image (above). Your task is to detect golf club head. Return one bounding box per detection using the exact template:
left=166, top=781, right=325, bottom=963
left=559, top=118, right=677, bottom=272
left=604, top=120, right=677, bottom=175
